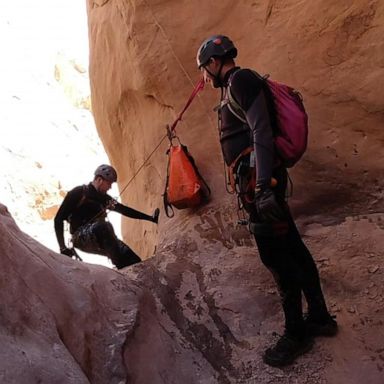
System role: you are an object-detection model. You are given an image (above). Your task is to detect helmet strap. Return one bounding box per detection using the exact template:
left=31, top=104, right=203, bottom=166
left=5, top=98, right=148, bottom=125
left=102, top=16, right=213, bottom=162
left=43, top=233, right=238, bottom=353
left=216, top=60, right=225, bottom=85
left=204, top=59, right=225, bottom=88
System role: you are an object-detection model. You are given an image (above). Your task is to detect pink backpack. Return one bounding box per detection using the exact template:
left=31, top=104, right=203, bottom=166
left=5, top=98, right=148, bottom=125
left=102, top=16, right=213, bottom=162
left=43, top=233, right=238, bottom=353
left=228, top=71, right=308, bottom=168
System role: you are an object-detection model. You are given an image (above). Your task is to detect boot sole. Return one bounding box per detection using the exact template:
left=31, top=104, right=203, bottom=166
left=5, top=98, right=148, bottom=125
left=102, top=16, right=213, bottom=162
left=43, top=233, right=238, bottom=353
left=307, top=324, right=338, bottom=337
left=262, top=339, right=314, bottom=367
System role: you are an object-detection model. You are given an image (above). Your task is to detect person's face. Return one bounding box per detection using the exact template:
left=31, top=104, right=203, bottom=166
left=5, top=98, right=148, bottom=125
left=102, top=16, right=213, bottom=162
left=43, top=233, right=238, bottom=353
left=95, top=176, right=113, bottom=194
left=201, top=58, right=222, bottom=88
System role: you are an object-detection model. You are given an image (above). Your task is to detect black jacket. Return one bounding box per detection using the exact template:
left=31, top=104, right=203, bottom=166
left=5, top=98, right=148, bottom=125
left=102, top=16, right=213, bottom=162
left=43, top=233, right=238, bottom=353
left=220, top=67, right=276, bottom=189
left=54, top=183, right=146, bottom=249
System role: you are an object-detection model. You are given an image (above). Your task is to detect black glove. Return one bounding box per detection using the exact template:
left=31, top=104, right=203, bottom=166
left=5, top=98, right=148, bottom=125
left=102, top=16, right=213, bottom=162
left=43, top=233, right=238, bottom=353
left=60, top=247, right=76, bottom=258
left=152, top=208, right=160, bottom=224
left=254, top=188, right=285, bottom=222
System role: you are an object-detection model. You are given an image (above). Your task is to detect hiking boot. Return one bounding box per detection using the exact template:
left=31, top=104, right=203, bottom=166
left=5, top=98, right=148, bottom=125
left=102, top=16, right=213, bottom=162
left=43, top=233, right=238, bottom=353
left=304, top=314, right=338, bottom=337
left=262, top=332, right=314, bottom=367
left=152, top=208, right=160, bottom=224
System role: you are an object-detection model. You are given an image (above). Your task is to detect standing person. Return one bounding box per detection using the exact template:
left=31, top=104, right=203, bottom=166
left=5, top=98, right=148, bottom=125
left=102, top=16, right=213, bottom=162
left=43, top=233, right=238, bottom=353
left=54, top=164, right=159, bottom=269
left=196, top=35, right=337, bottom=367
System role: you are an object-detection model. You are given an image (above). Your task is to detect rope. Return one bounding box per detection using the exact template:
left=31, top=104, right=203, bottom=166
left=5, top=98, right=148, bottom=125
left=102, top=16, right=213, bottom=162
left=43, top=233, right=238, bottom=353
left=142, top=0, right=216, bottom=131
left=77, top=2, right=208, bottom=219
left=117, top=0, right=207, bottom=197
left=142, top=0, right=196, bottom=88
left=77, top=75, right=203, bottom=229
left=168, top=78, right=205, bottom=134
left=63, top=2, right=211, bottom=254
left=119, top=133, right=168, bottom=197
left=118, top=77, right=203, bottom=199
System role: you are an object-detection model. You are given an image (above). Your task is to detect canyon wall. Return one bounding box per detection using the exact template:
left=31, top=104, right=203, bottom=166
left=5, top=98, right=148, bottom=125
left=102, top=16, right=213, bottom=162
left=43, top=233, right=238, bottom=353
left=0, top=1, right=383, bottom=383
left=87, top=0, right=384, bottom=256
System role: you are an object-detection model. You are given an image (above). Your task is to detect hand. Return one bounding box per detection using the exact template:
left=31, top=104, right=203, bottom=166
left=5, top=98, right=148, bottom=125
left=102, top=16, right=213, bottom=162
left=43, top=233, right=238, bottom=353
left=106, top=198, right=118, bottom=210
left=60, top=247, right=76, bottom=257
left=254, top=188, right=285, bottom=222
left=152, top=208, right=160, bottom=224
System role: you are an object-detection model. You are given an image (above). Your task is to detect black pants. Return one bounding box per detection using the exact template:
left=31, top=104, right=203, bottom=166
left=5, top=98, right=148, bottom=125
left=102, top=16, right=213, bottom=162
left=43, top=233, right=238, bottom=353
left=72, top=221, right=141, bottom=269
left=238, top=164, right=329, bottom=337
left=254, top=213, right=329, bottom=337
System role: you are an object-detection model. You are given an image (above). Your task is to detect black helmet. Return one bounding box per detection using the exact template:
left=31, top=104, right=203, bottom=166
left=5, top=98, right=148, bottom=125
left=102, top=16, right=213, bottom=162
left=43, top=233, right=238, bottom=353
left=94, top=164, right=117, bottom=183
left=196, top=35, right=237, bottom=69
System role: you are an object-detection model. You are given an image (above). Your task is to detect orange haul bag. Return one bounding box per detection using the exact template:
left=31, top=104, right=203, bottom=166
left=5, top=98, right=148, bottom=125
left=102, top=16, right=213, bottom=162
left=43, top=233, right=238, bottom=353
left=163, top=143, right=210, bottom=217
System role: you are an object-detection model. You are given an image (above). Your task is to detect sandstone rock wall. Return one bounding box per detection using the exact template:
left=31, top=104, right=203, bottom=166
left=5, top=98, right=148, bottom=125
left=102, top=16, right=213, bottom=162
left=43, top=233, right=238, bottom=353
left=1, top=197, right=384, bottom=383
left=1, top=2, right=383, bottom=383
left=87, top=0, right=384, bottom=256
left=0, top=204, right=138, bottom=383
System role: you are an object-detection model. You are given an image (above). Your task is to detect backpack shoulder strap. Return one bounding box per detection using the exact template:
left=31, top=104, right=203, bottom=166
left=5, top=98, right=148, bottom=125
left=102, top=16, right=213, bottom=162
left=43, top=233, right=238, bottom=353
left=227, top=69, right=270, bottom=124
left=75, top=184, right=88, bottom=209
left=67, top=184, right=88, bottom=230
left=181, top=144, right=211, bottom=198
left=163, top=148, right=175, bottom=218
left=227, top=69, right=264, bottom=122
left=227, top=69, right=247, bottom=123
left=227, top=87, right=247, bottom=123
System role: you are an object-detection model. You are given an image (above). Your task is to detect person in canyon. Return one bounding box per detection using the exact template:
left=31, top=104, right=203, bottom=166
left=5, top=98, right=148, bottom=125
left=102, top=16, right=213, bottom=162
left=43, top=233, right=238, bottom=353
left=196, top=35, right=337, bottom=367
left=54, top=164, right=159, bottom=269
